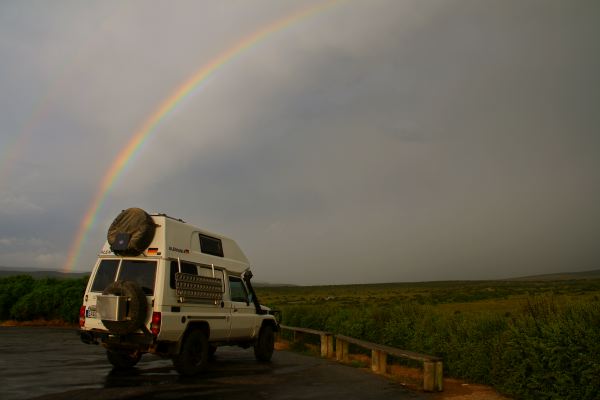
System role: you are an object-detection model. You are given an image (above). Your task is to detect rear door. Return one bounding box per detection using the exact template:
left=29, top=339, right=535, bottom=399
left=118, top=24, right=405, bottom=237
left=85, top=258, right=157, bottom=329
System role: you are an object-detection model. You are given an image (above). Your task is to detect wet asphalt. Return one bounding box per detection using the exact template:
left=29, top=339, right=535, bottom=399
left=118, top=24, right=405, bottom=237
left=0, top=327, right=427, bottom=400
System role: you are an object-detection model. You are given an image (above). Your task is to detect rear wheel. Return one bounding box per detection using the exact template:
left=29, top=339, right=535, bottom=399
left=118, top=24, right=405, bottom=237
left=254, top=325, right=275, bottom=362
left=106, top=349, right=141, bottom=369
left=173, top=330, right=209, bottom=376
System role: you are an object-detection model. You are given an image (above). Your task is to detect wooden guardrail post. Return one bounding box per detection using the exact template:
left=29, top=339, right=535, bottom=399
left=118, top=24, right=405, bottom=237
left=327, top=334, right=335, bottom=357
left=320, top=333, right=334, bottom=357
left=371, top=349, right=387, bottom=374
left=336, top=337, right=349, bottom=362
left=335, top=337, right=342, bottom=361
left=435, top=361, right=443, bottom=391
left=423, top=361, right=435, bottom=392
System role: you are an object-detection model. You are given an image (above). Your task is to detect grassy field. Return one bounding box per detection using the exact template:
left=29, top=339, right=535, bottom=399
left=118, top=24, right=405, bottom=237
left=256, top=278, right=600, bottom=314
left=256, top=278, right=600, bottom=400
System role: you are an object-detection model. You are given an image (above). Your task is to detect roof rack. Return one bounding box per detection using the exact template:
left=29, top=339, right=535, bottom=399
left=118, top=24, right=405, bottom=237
left=151, top=213, right=186, bottom=223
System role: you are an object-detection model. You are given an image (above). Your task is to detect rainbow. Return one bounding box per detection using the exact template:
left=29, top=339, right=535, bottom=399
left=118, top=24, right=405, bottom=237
left=0, top=134, right=29, bottom=188
left=0, top=97, right=57, bottom=190
left=63, top=0, right=341, bottom=272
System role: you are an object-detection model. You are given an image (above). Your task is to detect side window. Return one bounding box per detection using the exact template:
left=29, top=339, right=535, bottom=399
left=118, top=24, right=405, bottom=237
left=228, top=276, right=248, bottom=303
left=199, top=234, right=224, bottom=257
left=170, top=260, right=198, bottom=289
left=91, top=260, right=119, bottom=292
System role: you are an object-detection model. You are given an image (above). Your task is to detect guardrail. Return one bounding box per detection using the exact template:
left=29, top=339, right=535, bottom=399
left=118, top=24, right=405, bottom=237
left=279, top=325, right=443, bottom=392
left=279, top=325, right=335, bottom=358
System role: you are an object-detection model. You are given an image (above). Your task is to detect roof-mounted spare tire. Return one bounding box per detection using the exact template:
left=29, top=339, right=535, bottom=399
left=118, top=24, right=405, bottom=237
left=107, top=208, right=156, bottom=256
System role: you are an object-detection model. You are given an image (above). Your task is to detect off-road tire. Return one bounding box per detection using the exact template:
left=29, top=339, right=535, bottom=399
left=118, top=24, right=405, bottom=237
left=254, top=324, right=275, bottom=362
left=106, top=349, right=141, bottom=369
left=173, top=330, right=209, bottom=376
left=101, top=281, right=147, bottom=334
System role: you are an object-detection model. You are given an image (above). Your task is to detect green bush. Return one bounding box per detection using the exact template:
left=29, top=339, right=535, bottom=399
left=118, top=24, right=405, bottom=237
left=0, top=275, right=88, bottom=323
left=279, top=296, right=600, bottom=400
left=491, top=298, right=600, bottom=400
left=0, top=275, right=35, bottom=320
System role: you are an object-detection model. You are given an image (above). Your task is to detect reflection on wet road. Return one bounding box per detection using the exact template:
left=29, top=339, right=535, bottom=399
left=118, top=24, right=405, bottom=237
left=0, top=327, right=426, bottom=400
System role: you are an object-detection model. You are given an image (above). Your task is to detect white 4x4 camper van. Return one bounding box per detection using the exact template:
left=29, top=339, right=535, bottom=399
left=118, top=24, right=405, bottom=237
left=79, top=208, right=278, bottom=376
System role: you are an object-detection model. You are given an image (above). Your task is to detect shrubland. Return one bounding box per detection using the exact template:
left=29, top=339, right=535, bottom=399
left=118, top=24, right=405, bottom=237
left=1, top=274, right=598, bottom=399
left=0, top=275, right=88, bottom=323
left=258, top=280, right=600, bottom=400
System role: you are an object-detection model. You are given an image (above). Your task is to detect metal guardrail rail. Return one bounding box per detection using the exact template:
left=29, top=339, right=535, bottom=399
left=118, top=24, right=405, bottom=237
left=279, top=325, right=443, bottom=392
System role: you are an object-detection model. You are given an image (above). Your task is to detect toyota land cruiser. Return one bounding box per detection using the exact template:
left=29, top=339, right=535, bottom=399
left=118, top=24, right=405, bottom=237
left=79, top=208, right=278, bottom=376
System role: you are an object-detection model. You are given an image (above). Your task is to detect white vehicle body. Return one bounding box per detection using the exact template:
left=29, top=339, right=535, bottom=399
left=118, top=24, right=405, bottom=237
left=79, top=211, right=278, bottom=374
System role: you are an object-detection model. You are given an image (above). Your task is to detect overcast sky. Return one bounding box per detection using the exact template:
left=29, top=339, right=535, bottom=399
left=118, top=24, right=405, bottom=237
left=0, top=0, right=599, bottom=285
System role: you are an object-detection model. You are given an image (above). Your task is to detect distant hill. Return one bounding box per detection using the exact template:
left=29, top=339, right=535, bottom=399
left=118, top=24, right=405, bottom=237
left=253, top=281, right=298, bottom=288
left=0, top=266, right=88, bottom=279
left=508, top=269, right=600, bottom=281
left=0, top=266, right=294, bottom=284
left=2, top=265, right=598, bottom=284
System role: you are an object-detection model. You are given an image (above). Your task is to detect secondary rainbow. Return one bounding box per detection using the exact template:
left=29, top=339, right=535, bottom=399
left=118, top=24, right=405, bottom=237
left=63, top=0, right=341, bottom=272
left=1, top=5, right=129, bottom=191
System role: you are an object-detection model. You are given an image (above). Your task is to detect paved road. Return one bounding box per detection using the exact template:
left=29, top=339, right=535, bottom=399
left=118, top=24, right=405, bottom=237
left=0, top=327, right=427, bottom=400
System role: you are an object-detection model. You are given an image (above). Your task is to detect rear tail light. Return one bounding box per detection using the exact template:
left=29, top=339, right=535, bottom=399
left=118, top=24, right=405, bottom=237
left=79, top=305, right=86, bottom=328
left=151, top=312, right=161, bottom=336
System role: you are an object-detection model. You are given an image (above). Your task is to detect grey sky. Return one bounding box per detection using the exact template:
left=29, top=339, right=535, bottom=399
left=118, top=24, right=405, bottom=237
left=0, top=0, right=599, bottom=285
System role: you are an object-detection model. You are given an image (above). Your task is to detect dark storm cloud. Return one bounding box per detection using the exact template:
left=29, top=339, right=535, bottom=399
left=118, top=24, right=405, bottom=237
left=1, top=0, right=598, bottom=284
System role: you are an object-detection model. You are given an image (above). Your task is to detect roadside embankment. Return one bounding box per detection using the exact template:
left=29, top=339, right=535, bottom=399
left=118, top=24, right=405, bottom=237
left=0, top=319, right=78, bottom=328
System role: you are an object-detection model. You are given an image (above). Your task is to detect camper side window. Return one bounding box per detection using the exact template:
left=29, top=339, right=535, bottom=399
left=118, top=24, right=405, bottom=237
left=170, top=260, right=198, bottom=289
left=199, top=234, right=224, bottom=257
left=228, top=276, right=249, bottom=303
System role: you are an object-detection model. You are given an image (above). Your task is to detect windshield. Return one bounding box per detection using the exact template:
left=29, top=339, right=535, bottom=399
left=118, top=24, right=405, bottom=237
left=90, top=259, right=157, bottom=295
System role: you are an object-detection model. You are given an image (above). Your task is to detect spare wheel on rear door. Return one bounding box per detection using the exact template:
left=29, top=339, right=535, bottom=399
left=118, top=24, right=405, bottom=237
left=101, top=280, right=148, bottom=334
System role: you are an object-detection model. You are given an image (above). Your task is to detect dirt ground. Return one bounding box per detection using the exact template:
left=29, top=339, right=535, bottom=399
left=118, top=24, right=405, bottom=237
left=431, top=377, right=512, bottom=400
left=0, top=319, right=77, bottom=328
left=275, top=340, right=512, bottom=400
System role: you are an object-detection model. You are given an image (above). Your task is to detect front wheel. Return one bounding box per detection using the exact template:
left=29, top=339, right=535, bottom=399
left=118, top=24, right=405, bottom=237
left=208, top=345, right=217, bottom=359
left=173, top=330, right=209, bottom=376
left=106, top=349, right=141, bottom=369
left=254, top=325, right=275, bottom=362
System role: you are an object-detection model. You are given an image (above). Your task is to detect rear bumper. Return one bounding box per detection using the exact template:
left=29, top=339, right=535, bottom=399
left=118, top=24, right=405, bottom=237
left=79, top=329, right=154, bottom=348
left=79, top=330, right=100, bottom=345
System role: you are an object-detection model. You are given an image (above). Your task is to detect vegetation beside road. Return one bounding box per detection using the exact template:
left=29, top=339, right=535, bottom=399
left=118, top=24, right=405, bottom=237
left=0, top=275, right=87, bottom=324
left=258, top=279, right=600, bottom=400
left=1, top=274, right=598, bottom=399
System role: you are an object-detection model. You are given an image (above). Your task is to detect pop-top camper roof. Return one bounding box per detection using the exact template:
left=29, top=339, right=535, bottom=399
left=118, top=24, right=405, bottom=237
left=101, top=208, right=250, bottom=275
